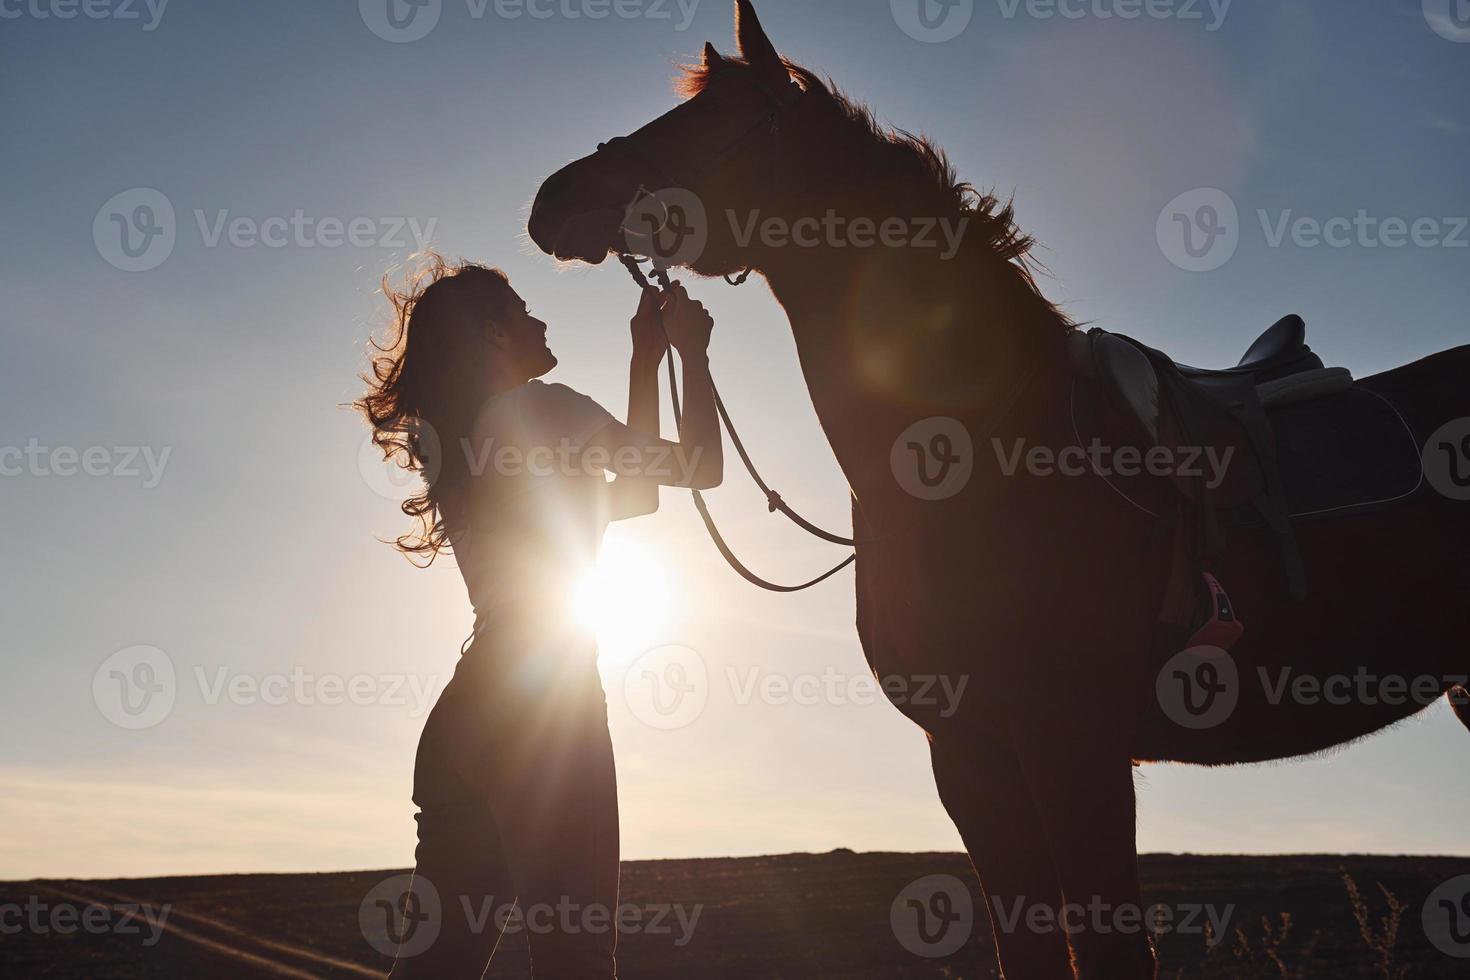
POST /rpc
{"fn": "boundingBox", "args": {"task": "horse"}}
[528,3,1470,976]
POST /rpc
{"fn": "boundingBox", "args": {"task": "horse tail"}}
[1452,687,1470,734]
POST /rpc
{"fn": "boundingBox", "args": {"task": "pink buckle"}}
[1186,572,1245,653]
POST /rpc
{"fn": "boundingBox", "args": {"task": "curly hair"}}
[356,253,517,565]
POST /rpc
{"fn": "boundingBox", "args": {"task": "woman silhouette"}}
[358,254,722,978]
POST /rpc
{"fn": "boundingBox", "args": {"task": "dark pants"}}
[390,615,620,979]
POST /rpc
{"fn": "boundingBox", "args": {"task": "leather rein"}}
[598,76,859,593]
[617,255,858,593]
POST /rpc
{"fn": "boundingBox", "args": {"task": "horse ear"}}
[734,0,786,84]
[702,41,725,71]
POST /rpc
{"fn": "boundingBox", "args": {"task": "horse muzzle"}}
[528,159,626,264]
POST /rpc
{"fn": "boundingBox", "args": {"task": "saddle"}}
[1068,316,1371,650]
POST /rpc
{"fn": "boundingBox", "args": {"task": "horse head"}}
[528,0,802,279]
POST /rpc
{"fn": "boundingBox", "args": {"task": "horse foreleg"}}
[1452,687,1470,733]
[930,734,1075,980]
[1013,725,1159,980]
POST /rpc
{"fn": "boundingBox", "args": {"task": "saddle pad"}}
[1263,385,1423,521]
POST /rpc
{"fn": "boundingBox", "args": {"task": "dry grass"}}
[1172,873,1417,979]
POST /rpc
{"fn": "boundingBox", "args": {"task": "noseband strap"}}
[595,80,802,200]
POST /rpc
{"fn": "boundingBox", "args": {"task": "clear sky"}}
[1,0,1467,880]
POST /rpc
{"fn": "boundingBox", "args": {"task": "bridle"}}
[596,75,861,593]
[596,73,804,287]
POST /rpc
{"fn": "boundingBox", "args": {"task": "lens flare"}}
[573,536,672,661]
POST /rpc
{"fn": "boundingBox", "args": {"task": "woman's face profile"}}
[492,289,558,381]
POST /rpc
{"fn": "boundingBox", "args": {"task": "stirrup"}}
[1186,572,1245,653]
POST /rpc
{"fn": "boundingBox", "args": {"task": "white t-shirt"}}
[442,380,617,618]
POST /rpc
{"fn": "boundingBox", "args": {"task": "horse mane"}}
[680,56,1073,334]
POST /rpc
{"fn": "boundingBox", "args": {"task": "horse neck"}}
[757,243,1065,519]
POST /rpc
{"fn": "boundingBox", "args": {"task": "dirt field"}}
[4,852,1468,978]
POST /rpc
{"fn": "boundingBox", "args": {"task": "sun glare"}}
[573,536,673,661]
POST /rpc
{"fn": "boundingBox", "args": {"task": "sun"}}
[573,535,673,661]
